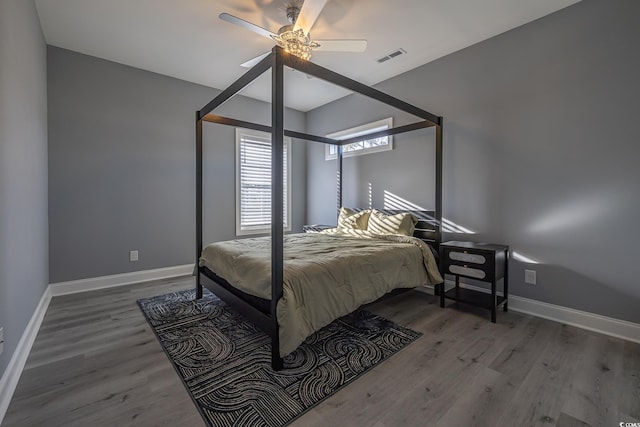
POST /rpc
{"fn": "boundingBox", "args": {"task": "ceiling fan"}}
[219,0,367,68]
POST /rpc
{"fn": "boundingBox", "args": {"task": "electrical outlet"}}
[525,269,537,285]
[129,250,139,262]
[0,326,4,356]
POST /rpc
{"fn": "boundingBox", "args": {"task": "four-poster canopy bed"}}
[195,46,444,370]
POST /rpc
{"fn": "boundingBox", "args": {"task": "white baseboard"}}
[508,295,640,344]
[0,287,52,425]
[440,280,640,344]
[49,264,194,296]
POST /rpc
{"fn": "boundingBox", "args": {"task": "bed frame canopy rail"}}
[195,46,443,370]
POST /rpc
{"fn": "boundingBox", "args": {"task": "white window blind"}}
[325,117,393,160]
[235,129,291,235]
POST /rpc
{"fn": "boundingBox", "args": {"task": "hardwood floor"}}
[3,276,638,426]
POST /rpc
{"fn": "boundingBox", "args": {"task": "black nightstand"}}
[440,241,509,322]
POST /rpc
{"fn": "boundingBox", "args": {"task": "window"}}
[325,117,393,160]
[236,128,291,235]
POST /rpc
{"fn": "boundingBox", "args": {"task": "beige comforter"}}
[199,231,442,356]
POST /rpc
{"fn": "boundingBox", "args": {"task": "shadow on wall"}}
[442,122,494,232]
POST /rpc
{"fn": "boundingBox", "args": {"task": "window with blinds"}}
[235,128,291,235]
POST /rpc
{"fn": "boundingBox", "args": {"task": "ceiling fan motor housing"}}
[286,6,300,24]
[278,6,301,35]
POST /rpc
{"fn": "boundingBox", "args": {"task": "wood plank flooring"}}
[2,276,638,426]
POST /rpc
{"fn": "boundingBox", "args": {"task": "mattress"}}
[199,231,442,356]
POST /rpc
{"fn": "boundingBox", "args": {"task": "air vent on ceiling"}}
[377,48,407,63]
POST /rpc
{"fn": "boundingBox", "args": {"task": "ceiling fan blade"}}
[240,52,271,68]
[293,0,328,35]
[219,13,275,39]
[314,40,368,52]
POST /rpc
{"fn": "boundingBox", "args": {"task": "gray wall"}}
[48,47,306,283]
[0,0,49,376]
[306,0,640,324]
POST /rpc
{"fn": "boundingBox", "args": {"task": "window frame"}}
[235,128,292,236]
[325,117,393,160]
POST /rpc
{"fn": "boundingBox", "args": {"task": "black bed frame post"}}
[271,46,285,371]
[435,119,443,296]
[435,119,443,245]
[337,144,343,215]
[196,111,203,300]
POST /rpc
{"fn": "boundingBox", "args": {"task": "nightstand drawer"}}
[448,251,486,265]
[442,248,495,281]
[448,265,486,279]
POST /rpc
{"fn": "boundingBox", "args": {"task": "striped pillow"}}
[338,207,370,230]
[367,209,417,236]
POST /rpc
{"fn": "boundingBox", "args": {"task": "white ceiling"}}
[34,0,580,112]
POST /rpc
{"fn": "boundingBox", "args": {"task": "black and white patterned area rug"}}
[137,288,421,427]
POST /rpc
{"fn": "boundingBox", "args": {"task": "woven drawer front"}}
[448,265,486,279]
[449,251,486,265]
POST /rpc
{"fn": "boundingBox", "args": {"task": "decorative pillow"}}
[337,207,370,230]
[367,209,417,236]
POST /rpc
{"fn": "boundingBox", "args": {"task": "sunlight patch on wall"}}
[528,193,616,234]
[383,190,426,211]
[512,251,540,264]
[383,190,475,234]
[441,218,475,234]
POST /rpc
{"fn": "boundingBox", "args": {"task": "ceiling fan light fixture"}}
[271,28,319,61]
[221,0,366,68]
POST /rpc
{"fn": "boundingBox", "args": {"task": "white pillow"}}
[367,209,417,236]
[337,207,370,230]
